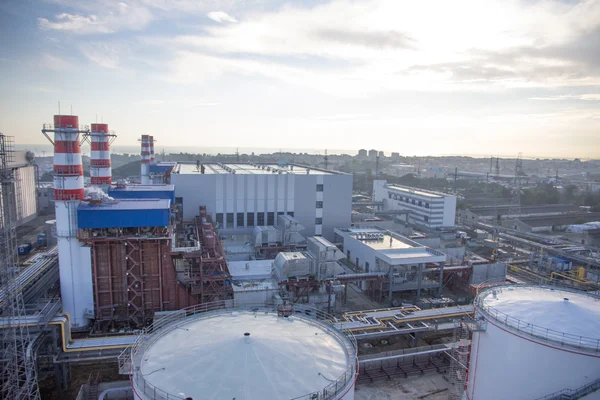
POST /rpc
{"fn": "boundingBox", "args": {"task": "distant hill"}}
[112,161,141,179]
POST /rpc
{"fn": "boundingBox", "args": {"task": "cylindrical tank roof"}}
[130,305,357,400]
[476,285,600,352]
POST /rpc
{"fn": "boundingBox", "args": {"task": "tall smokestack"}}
[149,135,155,164]
[140,134,150,184]
[42,115,94,328]
[89,123,112,186]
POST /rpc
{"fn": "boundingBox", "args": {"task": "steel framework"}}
[0,133,41,399]
[180,213,233,303]
[79,227,197,330]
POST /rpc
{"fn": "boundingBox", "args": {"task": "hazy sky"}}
[1,0,599,158]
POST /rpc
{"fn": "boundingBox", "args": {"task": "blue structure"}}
[108,184,175,204]
[78,199,171,229]
[149,162,176,174]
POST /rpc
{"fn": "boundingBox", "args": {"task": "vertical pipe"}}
[438,262,445,297]
[416,263,423,300]
[388,265,393,306]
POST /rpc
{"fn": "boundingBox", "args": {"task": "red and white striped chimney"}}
[53,115,85,201]
[43,114,93,328]
[149,135,155,164]
[140,134,150,184]
[89,123,112,185]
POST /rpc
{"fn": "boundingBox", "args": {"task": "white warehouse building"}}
[171,163,352,241]
[373,180,456,228]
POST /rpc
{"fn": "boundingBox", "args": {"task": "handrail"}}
[476,285,600,354]
[126,302,358,400]
[534,376,600,400]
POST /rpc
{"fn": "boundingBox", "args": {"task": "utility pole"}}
[324,149,328,169]
[0,133,41,399]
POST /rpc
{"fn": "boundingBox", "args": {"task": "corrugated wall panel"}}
[78,208,170,228]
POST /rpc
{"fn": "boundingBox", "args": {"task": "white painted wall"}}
[467,310,600,400]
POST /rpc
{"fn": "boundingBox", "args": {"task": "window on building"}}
[316,184,323,192]
[365,261,370,272]
[315,218,322,225]
[247,213,255,227]
[257,212,265,225]
[425,203,430,208]
[405,198,409,203]
[277,211,284,216]
[424,215,429,222]
[316,201,323,208]
[412,199,416,205]
[287,212,294,217]
[267,212,275,225]
[237,213,244,227]
[226,213,234,228]
[388,193,393,199]
[418,201,422,206]
[216,213,224,227]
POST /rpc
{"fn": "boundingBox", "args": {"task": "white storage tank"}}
[467,285,600,400]
[129,305,357,400]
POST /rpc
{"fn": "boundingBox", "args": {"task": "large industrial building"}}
[170,162,352,241]
[0,149,37,227]
[373,180,456,228]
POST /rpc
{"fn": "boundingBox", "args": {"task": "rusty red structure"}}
[79,226,197,329]
[175,206,233,304]
[78,204,232,330]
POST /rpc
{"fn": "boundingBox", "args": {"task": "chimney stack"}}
[140,134,150,184]
[41,115,94,327]
[89,123,112,186]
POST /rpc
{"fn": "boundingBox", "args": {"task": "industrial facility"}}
[0,113,599,400]
[372,180,457,229]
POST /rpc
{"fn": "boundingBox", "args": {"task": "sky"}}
[1,0,599,158]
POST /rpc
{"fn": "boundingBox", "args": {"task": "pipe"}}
[0,314,134,352]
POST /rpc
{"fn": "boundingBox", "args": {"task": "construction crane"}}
[0,133,41,399]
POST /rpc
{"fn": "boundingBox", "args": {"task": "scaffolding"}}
[447,320,470,400]
[0,133,41,399]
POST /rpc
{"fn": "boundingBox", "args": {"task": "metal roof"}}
[176,163,336,175]
[480,286,600,339]
[138,312,351,400]
[108,184,174,192]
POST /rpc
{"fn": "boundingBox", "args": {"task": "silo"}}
[466,285,600,400]
[128,304,358,400]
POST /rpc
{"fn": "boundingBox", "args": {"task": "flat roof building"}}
[373,180,457,228]
[335,228,446,300]
[170,163,352,241]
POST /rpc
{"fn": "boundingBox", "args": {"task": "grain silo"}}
[466,285,600,400]
[128,304,358,400]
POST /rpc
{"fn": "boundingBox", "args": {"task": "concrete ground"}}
[355,373,451,400]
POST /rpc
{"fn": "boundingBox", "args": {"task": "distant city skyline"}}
[1,0,599,158]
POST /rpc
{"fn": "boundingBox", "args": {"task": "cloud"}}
[138,99,165,105]
[38,13,114,34]
[40,53,72,70]
[530,94,600,101]
[80,43,125,69]
[37,2,153,34]
[207,11,237,23]
[317,29,415,49]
